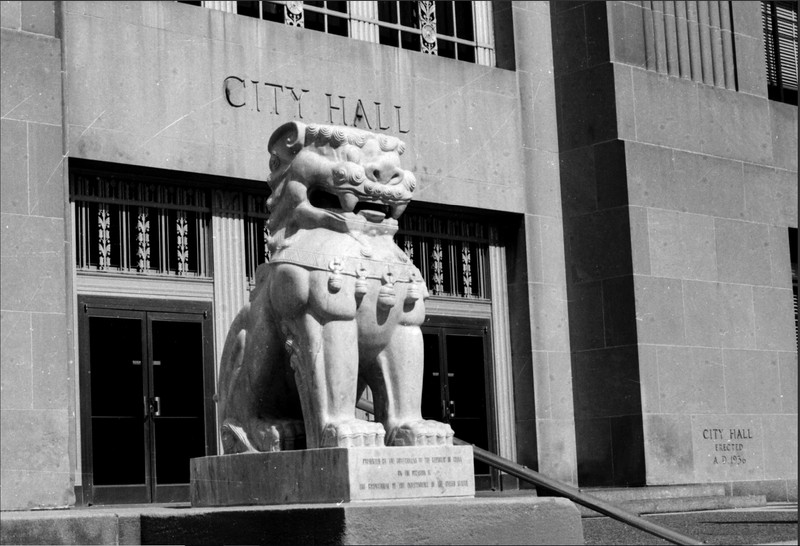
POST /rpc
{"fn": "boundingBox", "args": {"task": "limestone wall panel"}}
[62,2,525,213]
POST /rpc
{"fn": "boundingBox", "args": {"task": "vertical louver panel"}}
[763,1,798,104]
[640,1,737,90]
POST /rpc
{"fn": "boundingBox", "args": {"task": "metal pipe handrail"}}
[355,399,702,546]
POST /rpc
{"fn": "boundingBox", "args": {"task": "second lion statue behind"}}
[217,121,454,453]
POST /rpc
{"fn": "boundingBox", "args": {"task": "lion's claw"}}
[388,420,454,446]
[320,420,387,448]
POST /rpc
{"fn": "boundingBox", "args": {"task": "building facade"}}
[1,0,796,510]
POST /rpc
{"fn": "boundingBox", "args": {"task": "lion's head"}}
[265,122,416,250]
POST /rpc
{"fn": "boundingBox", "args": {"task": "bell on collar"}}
[378,270,397,308]
[328,257,344,293]
[405,270,423,302]
[355,264,369,297]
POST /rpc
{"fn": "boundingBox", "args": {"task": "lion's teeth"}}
[340,193,359,212]
[390,203,408,219]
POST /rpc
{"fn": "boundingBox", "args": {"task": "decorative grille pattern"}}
[72,174,211,277]
[398,213,495,299]
[376,1,479,62]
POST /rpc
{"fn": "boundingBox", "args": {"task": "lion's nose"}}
[368,165,404,186]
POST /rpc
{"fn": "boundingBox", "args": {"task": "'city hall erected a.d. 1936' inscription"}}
[702,428,754,466]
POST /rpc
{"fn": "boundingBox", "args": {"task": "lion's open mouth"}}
[308,186,406,221]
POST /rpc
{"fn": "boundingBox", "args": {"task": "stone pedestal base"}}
[190,445,475,507]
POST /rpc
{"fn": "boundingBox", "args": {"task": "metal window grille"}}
[303,1,349,36]
[181,1,488,64]
[235,1,349,35]
[763,1,799,104]
[376,1,480,62]
[397,212,495,299]
[244,193,271,284]
[72,174,211,278]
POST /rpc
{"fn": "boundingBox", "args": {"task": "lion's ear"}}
[268,121,306,161]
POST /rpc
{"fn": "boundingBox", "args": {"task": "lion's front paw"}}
[320,420,387,448]
[250,418,306,452]
[388,420,454,446]
[221,419,258,454]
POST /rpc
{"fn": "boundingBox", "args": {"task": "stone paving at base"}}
[582,503,798,546]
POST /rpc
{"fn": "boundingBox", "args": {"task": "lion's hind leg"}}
[217,296,307,453]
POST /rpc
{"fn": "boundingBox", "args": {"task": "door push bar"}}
[355,399,702,546]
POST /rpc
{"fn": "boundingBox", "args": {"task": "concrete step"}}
[0,497,585,545]
[578,494,768,517]
[582,484,728,502]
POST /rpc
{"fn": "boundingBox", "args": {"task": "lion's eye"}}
[346,148,362,163]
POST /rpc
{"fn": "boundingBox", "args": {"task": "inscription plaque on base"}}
[190,445,475,507]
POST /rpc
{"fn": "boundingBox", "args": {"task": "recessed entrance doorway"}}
[421,316,497,489]
[78,297,215,504]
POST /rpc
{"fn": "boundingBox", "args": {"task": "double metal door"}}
[79,297,215,504]
[421,318,496,488]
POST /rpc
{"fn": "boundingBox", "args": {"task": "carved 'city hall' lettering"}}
[223,77,410,134]
[729,428,753,440]
[702,428,724,440]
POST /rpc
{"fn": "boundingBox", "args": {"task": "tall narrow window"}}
[763,1,799,104]
[235,1,348,34]
[790,228,798,348]
[303,1,349,37]
[376,1,480,61]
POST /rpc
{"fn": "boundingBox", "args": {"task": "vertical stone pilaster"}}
[348,1,379,43]
[489,238,516,462]
[203,1,235,14]
[474,1,495,67]
[512,1,578,485]
[632,1,737,90]
[211,191,248,368]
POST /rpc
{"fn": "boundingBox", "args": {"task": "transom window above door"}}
[70,167,270,283]
[71,173,213,278]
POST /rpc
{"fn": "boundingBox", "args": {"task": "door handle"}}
[145,396,162,418]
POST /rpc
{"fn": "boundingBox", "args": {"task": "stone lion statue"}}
[217,121,454,453]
